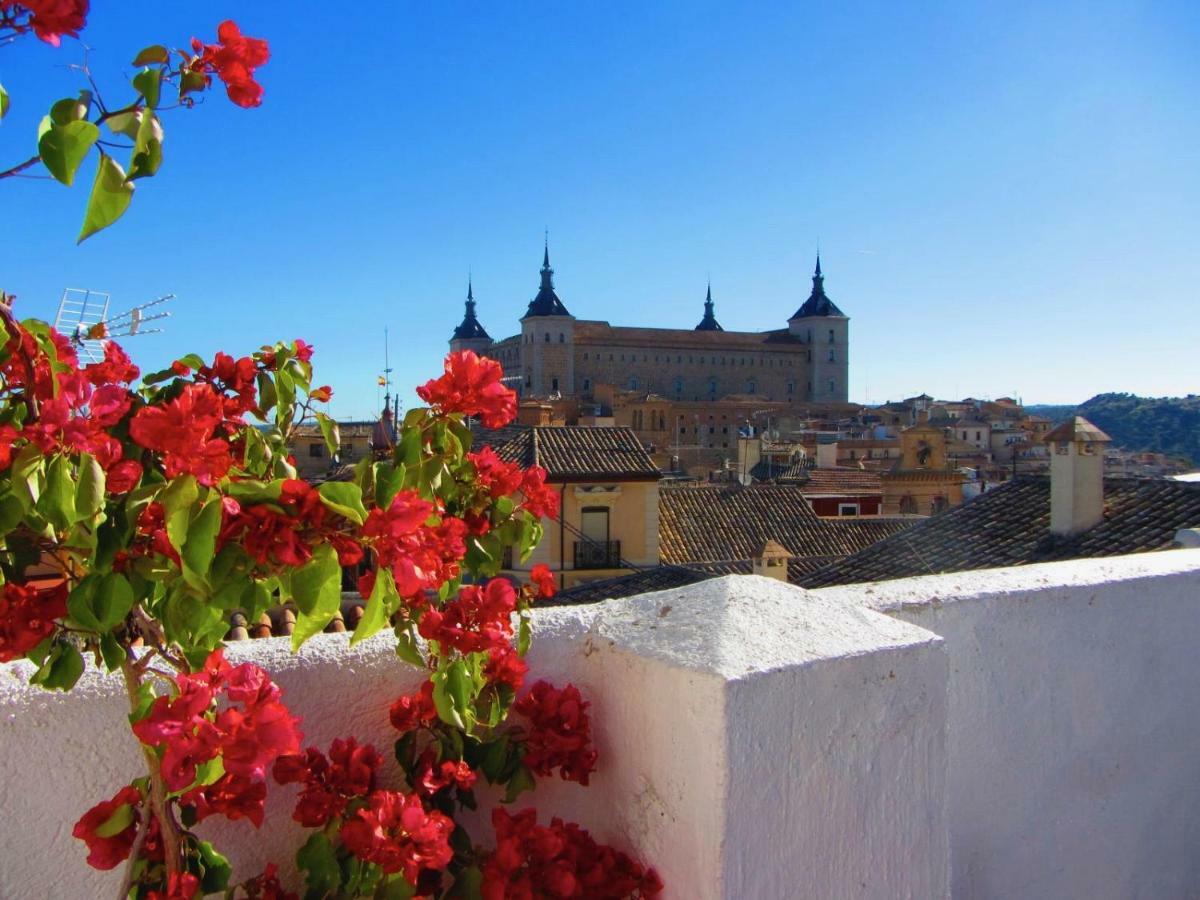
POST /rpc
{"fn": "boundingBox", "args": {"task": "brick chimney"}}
[816,435,839,469]
[1045,416,1111,537]
[751,539,791,582]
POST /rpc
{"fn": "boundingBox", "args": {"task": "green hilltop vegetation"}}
[1027,393,1200,465]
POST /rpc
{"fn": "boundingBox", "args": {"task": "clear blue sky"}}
[5,0,1198,412]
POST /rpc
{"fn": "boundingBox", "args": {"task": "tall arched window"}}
[629,376,639,390]
[673,377,683,395]
[708,377,718,397]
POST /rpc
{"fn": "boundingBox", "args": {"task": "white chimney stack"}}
[1046,417,1111,537]
[752,539,791,582]
[816,435,839,469]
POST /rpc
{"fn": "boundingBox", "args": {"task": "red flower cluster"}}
[339,790,454,883]
[0,580,67,662]
[190,20,270,108]
[469,446,525,499]
[362,491,466,599]
[417,350,517,428]
[531,564,556,600]
[0,323,145,494]
[195,351,259,420]
[72,784,142,870]
[273,737,382,827]
[389,681,438,734]
[129,383,234,486]
[145,872,201,900]
[240,863,299,900]
[514,681,597,785]
[412,749,477,799]
[418,578,518,655]
[1,0,88,46]
[483,809,663,900]
[519,466,560,520]
[131,651,301,825]
[219,478,363,569]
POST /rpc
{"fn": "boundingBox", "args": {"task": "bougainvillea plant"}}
[2,6,661,898]
[1,1,269,241]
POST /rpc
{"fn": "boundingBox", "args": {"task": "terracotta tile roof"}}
[798,468,883,496]
[658,484,914,564]
[292,421,378,438]
[800,476,1200,588]
[474,425,660,481]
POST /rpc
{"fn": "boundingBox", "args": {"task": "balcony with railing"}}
[573,539,622,569]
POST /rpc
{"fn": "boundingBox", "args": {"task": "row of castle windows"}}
[582,352,803,367]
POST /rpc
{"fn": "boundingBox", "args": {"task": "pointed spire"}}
[524,236,571,318]
[815,254,822,278]
[540,235,554,292]
[789,255,846,320]
[695,281,724,331]
[452,277,491,341]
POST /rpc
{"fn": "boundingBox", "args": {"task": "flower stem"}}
[120,656,183,880]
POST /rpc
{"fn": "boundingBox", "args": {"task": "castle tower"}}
[520,240,575,396]
[788,256,849,403]
[694,283,724,331]
[1045,416,1111,536]
[449,278,493,356]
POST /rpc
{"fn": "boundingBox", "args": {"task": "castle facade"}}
[449,246,850,404]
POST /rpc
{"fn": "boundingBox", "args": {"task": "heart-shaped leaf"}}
[38,119,98,186]
[78,154,134,243]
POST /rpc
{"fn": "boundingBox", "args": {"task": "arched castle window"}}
[583,378,591,391]
[708,377,718,397]
[629,376,639,390]
[551,377,559,392]
[559,333,564,343]
[787,381,795,394]
[828,379,835,395]
[746,379,757,394]
[544,333,550,342]
[673,377,683,395]
[828,329,835,343]
[828,348,836,362]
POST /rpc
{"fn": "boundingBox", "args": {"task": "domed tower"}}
[448,278,493,356]
[788,256,849,402]
[694,282,724,331]
[519,239,575,396]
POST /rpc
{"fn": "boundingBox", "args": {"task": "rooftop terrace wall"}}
[3,550,1199,898]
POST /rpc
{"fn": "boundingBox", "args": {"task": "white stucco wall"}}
[816,548,1200,899]
[0,575,946,900]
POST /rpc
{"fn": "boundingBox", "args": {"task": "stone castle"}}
[448,245,850,404]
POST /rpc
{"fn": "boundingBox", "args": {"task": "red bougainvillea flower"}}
[483,808,663,900]
[339,790,454,882]
[129,383,234,485]
[416,350,517,428]
[389,681,438,734]
[418,578,518,656]
[72,784,142,870]
[191,20,270,108]
[3,0,89,46]
[273,737,382,827]
[240,863,299,900]
[145,871,202,900]
[468,445,525,499]
[0,580,67,663]
[519,466,560,520]
[531,563,556,599]
[412,749,477,799]
[514,681,598,785]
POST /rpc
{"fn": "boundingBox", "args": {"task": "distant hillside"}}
[1024,404,1075,423]
[1030,394,1200,465]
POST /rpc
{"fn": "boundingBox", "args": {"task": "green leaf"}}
[374,463,406,510]
[503,764,536,803]
[179,70,208,99]
[195,839,232,894]
[453,866,484,900]
[31,642,84,692]
[297,832,341,897]
[0,491,26,535]
[37,454,76,531]
[131,44,169,66]
[49,95,89,125]
[92,802,135,838]
[380,873,418,900]
[317,481,368,525]
[38,118,98,187]
[132,68,161,109]
[74,453,105,521]
[481,735,511,783]
[99,632,124,672]
[290,543,342,650]
[11,443,44,507]
[78,154,134,243]
[315,411,340,457]
[352,566,397,646]
[159,475,198,555]
[127,110,162,181]
[432,658,474,731]
[394,623,425,668]
[517,613,532,656]
[181,497,222,583]
[0,83,8,120]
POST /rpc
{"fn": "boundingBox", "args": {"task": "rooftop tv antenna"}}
[53,288,172,363]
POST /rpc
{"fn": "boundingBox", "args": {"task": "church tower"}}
[519,240,575,396]
[448,278,493,356]
[694,283,724,331]
[788,256,849,402]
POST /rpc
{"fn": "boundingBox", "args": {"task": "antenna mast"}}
[53,289,173,363]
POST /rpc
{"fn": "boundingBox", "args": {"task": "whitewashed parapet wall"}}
[815,548,1200,900]
[0,575,947,900]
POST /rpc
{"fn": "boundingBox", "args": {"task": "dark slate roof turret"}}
[790,255,847,319]
[695,283,724,331]
[451,278,491,340]
[522,241,572,318]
